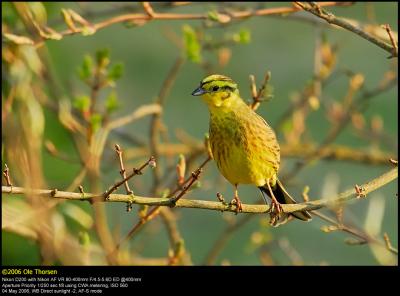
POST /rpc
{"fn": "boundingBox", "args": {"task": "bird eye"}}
[213,86,219,91]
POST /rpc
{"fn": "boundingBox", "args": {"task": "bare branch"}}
[3,167,397,216]
[293,2,397,57]
[149,56,185,191]
[114,144,133,195]
[26,2,351,47]
[125,142,396,166]
[106,103,162,130]
[383,232,398,254]
[382,24,398,58]
[2,164,12,187]
[249,71,271,110]
[103,156,156,199]
[142,2,156,18]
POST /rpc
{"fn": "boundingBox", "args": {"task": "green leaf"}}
[108,63,123,81]
[90,113,102,133]
[183,25,202,63]
[78,231,90,247]
[105,91,119,113]
[73,95,91,112]
[81,26,96,36]
[233,28,251,44]
[96,48,110,68]
[207,11,220,22]
[207,10,231,24]
[78,55,93,81]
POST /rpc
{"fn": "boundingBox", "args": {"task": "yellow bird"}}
[192,74,311,226]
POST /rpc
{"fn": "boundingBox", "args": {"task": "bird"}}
[191,74,311,226]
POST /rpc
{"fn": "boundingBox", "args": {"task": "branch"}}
[106,103,162,131]
[293,2,397,58]
[125,142,396,166]
[312,210,398,255]
[107,156,211,255]
[149,56,185,191]
[114,144,133,195]
[13,2,351,46]
[103,156,156,199]
[281,72,397,181]
[249,71,271,111]
[383,232,398,254]
[382,24,398,58]
[280,143,396,165]
[3,167,397,215]
[2,164,12,187]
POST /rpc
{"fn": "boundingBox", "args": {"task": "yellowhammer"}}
[192,74,311,226]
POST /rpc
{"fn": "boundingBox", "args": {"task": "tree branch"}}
[18,2,352,46]
[106,103,162,131]
[3,167,397,215]
[124,142,396,166]
[149,56,185,192]
[293,2,397,58]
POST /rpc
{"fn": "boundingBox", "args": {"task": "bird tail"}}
[259,179,312,226]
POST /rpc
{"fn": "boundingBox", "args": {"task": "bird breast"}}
[209,108,280,186]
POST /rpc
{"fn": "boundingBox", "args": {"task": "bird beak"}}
[191,86,207,96]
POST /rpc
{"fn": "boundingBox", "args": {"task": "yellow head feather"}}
[191,74,241,110]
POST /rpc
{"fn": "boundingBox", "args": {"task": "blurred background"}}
[2,2,398,266]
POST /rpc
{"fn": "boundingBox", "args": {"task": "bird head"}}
[191,74,241,109]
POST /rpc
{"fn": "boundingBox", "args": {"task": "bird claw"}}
[269,198,283,214]
[268,199,283,225]
[229,196,243,214]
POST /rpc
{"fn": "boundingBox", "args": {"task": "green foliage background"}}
[2,2,398,265]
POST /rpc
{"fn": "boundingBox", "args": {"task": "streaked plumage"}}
[192,74,311,226]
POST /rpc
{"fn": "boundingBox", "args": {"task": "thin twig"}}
[293,2,397,57]
[115,155,211,253]
[142,2,156,18]
[166,156,211,198]
[169,169,202,204]
[3,163,12,186]
[149,56,185,192]
[103,156,155,199]
[249,71,271,110]
[383,232,398,254]
[30,2,351,47]
[282,73,397,181]
[2,164,12,187]
[312,211,398,255]
[114,206,160,252]
[108,156,210,256]
[382,24,398,58]
[106,103,162,130]
[114,144,133,195]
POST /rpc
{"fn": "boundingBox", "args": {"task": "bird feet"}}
[229,195,243,214]
[268,198,283,226]
[269,198,283,214]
